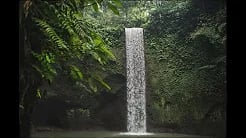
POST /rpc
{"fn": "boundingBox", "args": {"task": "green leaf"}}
[95,39,102,46]
[108,2,119,15]
[34,18,69,50]
[92,1,99,12]
[91,52,103,64]
[70,70,77,79]
[198,65,216,70]
[100,46,116,60]
[77,72,83,79]
[45,54,51,63]
[94,75,111,90]
[112,0,122,8]
[88,78,97,92]
[36,89,42,99]
[70,65,83,80]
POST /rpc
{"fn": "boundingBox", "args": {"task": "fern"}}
[32,51,57,83]
[34,18,69,51]
[32,0,116,93]
[70,65,83,80]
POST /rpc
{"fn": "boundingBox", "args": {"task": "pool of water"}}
[31,131,213,138]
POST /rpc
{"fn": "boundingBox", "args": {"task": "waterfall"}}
[125,28,146,133]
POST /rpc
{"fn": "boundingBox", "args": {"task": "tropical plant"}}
[19,0,122,137]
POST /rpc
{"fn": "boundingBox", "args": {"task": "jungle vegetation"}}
[19,0,226,138]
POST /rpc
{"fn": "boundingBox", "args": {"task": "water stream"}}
[125,28,146,133]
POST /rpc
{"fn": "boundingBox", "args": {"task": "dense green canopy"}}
[19,0,226,138]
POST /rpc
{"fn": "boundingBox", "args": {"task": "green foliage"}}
[92,0,101,12]
[85,0,226,135]
[19,1,122,137]
[93,74,111,90]
[28,0,118,93]
[34,18,69,51]
[32,52,57,83]
[112,0,122,8]
[70,65,83,80]
[36,89,42,99]
[144,2,226,135]
[108,2,120,15]
[88,77,98,92]
[23,0,226,137]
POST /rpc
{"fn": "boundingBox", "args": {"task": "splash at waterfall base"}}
[32,131,212,138]
[31,131,212,138]
[119,132,154,136]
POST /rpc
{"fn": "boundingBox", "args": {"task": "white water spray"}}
[125,28,146,133]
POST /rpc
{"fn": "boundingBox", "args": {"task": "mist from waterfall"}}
[125,28,146,133]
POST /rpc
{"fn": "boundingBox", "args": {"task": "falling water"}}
[125,28,146,133]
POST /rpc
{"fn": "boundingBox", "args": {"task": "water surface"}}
[31,131,213,138]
